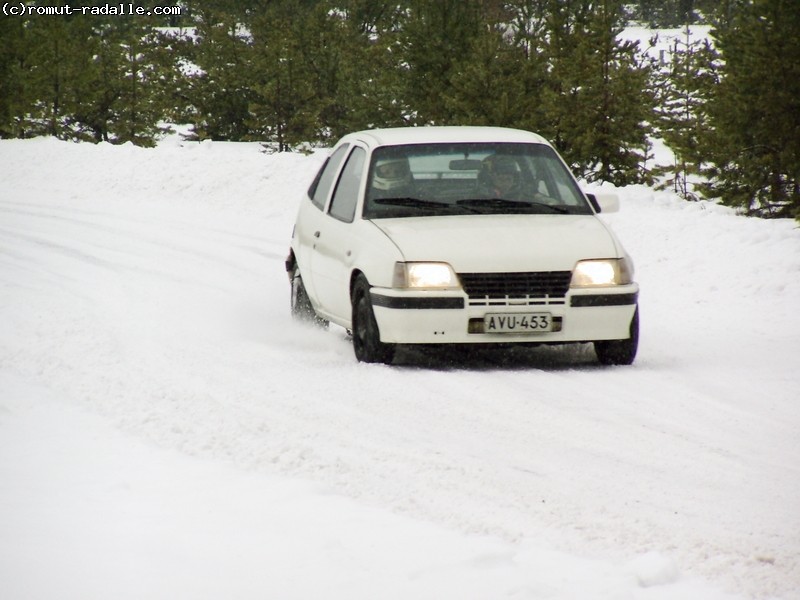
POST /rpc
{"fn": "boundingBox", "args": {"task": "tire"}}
[291,272,328,327]
[594,307,639,366]
[351,275,395,364]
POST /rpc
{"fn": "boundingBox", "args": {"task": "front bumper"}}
[370,285,639,344]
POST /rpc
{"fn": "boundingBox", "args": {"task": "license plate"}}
[484,312,553,333]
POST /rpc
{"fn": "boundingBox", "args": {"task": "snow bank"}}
[1,136,798,599]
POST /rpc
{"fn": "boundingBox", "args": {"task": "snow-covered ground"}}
[1,135,798,600]
[619,24,713,61]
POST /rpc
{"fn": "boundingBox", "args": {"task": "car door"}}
[294,143,350,303]
[309,145,367,322]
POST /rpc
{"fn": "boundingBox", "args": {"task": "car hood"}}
[370,214,621,272]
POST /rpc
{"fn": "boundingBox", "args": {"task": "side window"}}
[329,147,366,223]
[309,144,350,210]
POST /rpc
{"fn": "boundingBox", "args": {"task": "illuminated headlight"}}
[571,258,634,287]
[393,262,460,289]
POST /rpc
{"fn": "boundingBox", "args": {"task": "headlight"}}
[393,262,460,289]
[571,258,634,287]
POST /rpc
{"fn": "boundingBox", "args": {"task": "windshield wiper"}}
[456,197,570,214]
[371,197,470,214]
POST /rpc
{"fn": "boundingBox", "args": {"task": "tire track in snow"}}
[0,200,273,277]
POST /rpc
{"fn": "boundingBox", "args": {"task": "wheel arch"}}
[349,269,367,301]
[285,248,297,278]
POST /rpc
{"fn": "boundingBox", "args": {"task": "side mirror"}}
[586,192,620,214]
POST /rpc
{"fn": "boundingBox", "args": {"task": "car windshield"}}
[363,142,592,219]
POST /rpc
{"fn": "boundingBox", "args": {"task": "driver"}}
[482,155,524,199]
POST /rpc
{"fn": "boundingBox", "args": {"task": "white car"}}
[286,127,639,365]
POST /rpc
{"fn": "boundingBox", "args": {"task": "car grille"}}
[458,271,572,306]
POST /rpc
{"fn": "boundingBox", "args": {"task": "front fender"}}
[348,219,405,290]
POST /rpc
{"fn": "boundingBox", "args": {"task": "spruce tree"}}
[700,0,800,218]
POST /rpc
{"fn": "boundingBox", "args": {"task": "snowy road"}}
[1,138,799,599]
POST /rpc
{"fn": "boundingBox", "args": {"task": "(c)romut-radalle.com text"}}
[2,3,182,17]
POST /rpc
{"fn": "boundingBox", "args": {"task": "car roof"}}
[338,126,551,149]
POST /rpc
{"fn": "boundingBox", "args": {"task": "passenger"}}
[370,157,415,198]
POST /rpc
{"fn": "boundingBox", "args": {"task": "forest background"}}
[1,0,798,219]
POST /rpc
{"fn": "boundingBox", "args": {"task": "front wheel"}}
[351,275,395,364]
[594,307,639,366]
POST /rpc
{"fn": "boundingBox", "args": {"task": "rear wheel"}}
[291,272,328,327]
[351,275,395,364]
[594,307,639,366]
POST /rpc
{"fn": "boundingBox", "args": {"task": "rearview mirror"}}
[449,159,483,171]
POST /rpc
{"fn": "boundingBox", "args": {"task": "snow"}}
[618,25,713,61]
[1,134,798,600]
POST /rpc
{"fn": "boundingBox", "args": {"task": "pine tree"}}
[0,17,30,138]
[2,11,176,145]
[628,0,723,26]
[183,3,256,141]
[699,0,800,218]
[17,15,96,139]
[247,1,320,150]
[314,1,409,136]
[246,0,408,149]
[541,0,655,185]
[633,0,695,27]
[399,0,485,125]
[445,24,535,127]
[74,17,176,146]
[652,25,717,200]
